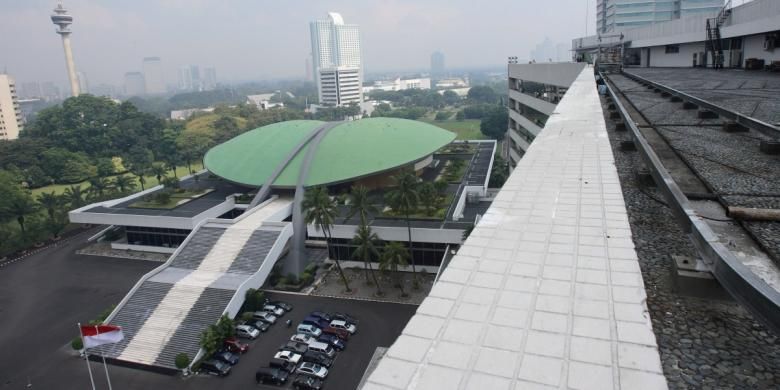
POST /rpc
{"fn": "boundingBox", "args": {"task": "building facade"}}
[142,57,165,95]
[310,12,363,106]
[430,51,445,81]
[363,77,431,93]
[202,67,217,91]
[598,0,723,33]
[506,63,586,167]
[0,74,24,140]
[124,72,146,97]
[177,65,200,91]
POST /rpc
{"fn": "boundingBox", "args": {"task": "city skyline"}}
[1,0,592,87]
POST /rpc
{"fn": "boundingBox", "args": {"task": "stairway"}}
[706,1,732,68]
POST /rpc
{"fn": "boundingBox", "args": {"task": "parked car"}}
[263,304,285,317]
[296,362,329,379]
[297,323,322,337]
[317,334,346,351]
[291,333,316,345]
[273,350,302,364]
[235,324,259,340]
[269,358,297,374]
[301,350,333,368]
[253,311,277,324]
[302,315,329,329]
[310,311,332,323]
[280,341,308,355]
[329,319,357,334]
[293,375,324,390]
[269,300,293,312]
[307,341,335,357]
[213,350,240,365]
[331,312,358,325]
[200,359,231,377]
[323,325,350,340]
[255,367,289,385]
[249,320,270,332]
[223,337,249,354]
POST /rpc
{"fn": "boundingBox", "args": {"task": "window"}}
[665,45,680,54]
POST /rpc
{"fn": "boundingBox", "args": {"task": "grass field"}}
[30,162,205,197]
[185,113,247,132]
[422,119,486,140]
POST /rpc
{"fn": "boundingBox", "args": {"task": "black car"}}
[213,350,240,365]
[200,359,231,377]
[332,312,358,325]
[269,300,293,312]
[269,358,297,374]
[293,375,324,390]
[317,334,346,351]
[255,367,289,385]
[280,341,308,355]
[302,350,333,368]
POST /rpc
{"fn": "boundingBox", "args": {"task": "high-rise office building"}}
[310,12,363,106]
[124,72,146,96]
[50,3,80,97]
[430,51,445,82]
[0,74,24,140]
[178,65,201,91]
[597,0,723,33]
[142,57,165,94]
[202,67,217,91]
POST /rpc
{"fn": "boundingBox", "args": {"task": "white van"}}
[307,341,335,357]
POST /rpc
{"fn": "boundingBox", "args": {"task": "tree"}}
[379,241,409,297]
[125,148,153,191]
[344,185,378,225]
[303,186,351,292]
[87,177,111,200]
[113,174,137,194]
[175,353,190,371]
[63,185,86,210]
[176,129,214,174]
[418,182,441,216]
[434,111,452,121]
[150,163,168,185]
[442,90,460,105]
[36,191,60,222]
[455,110,465,121]
[467,85,498,104]
[480,106,508,140]
[1,190,38,234]
[351,223,383,296]
[385,170,420,287]
[489,154,510,188]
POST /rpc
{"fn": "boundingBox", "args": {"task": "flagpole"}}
[95,325,114,390]
[77,323,97,390]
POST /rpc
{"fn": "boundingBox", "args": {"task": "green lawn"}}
[422,119,486,140]
[30,162,205,197]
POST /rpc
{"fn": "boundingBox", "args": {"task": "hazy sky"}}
[1,0,594,87]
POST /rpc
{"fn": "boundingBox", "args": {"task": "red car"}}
[323,326,350,341]
[224,337,249,354]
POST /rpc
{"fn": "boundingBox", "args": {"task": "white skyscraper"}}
[50,3,80,97]
[310,12,363,106]
[0,74,24,140]
[142,57,165,95]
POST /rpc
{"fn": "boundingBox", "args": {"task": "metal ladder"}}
[705,0,732,68]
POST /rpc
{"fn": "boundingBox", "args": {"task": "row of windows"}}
[328,238,447,267]
[509,78,568,105]
[510,98,549,128]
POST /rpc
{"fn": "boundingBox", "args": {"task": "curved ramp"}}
[94,197,292,370]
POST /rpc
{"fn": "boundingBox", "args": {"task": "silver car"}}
[253,311,277,324]
[263,305,285,317]
[296,362,328,379]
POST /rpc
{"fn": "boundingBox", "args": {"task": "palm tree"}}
[150,163,168,185]
[63,185,85,210]
[351,223,383,296]
[88,177,111,200]
[386,169,420,287]
[113,175,137,194]
[344,185,378,225]
[6,192,38,234]
[418,182,440,217]
[36,191,61,221]
[303,186,351,293]
[379,241,409,297]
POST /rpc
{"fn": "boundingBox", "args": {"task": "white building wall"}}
[743,34,780,66]
[647,42,704,67]
[0,74,23,140]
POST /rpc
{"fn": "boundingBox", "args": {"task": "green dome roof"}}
[204,118,456,188]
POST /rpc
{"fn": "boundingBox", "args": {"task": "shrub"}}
[455,110,465,121]
[304,263,318,274]
[300,271,313,285]
[154,191,172,204]
[434,111,452,121]
[278,277,288,286]
[71,336,83,351]
[286,273,298,285]
[175,353,190,370]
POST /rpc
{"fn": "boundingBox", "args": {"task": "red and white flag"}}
[80,325,124,349]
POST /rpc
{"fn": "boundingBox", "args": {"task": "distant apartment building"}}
[597,0,723,33]
[310,12,363,106]
[178,65,201,91]
[202,67,217,91]
[124,72,146,96]
[142,57,165,94]
[170,107,215,120]
[430,51,445,81]
[363,77,431,93]
[0,74,24,140]
[246,93,284,110]
[506,63,585,167]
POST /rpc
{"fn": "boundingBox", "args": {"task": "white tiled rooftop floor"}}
[363,66,668,390]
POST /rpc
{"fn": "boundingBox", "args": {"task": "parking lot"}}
[202,292,416,390]
[0,230,417,390]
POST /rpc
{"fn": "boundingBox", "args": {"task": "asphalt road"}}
[0,232,417,390]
